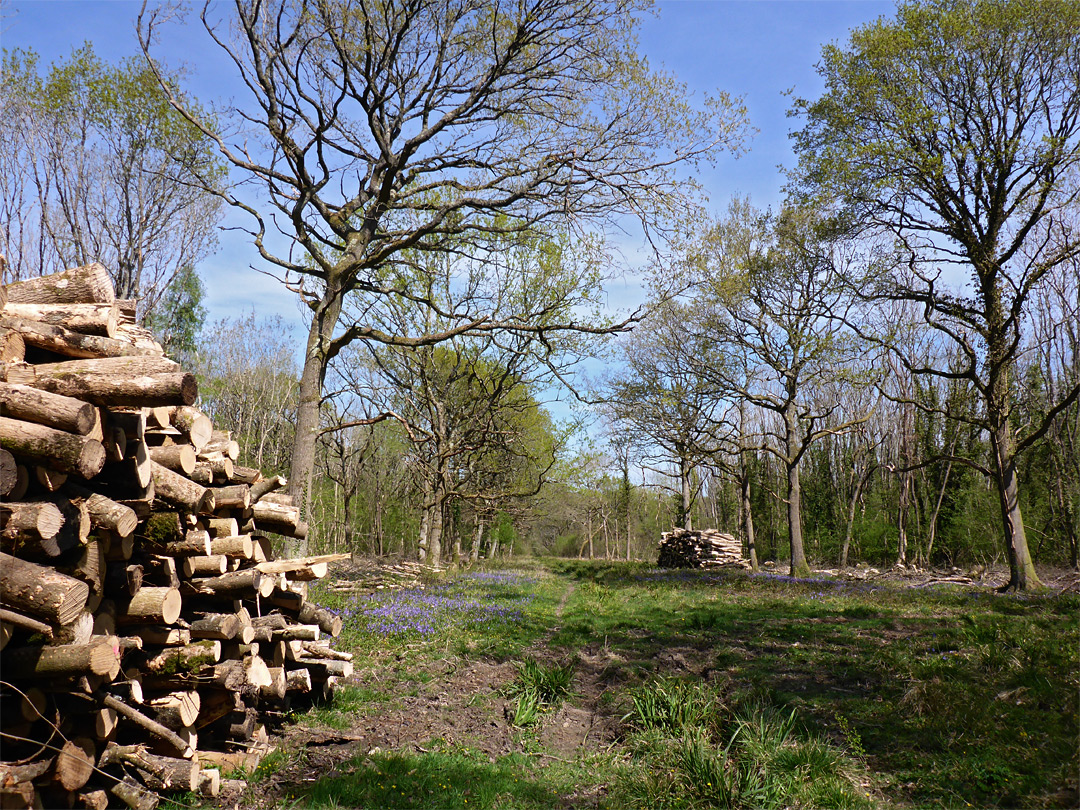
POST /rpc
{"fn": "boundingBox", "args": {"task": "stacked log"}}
[1,265,349,809]
[657,528,749,569]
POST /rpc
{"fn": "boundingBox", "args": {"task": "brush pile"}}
[657,528,749,569]
[1,264,350,810]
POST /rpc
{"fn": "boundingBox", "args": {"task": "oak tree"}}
[791,0,1080,588]
[139,0,748,523]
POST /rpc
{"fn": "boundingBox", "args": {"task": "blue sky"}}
[3,0,893,328]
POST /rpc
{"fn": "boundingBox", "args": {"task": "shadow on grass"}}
[293,750,560,810]
[544,560,1079,808]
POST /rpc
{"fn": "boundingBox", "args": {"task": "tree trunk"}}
[679,455,693,530]
[740,466,759,572]
[288,283,345,555]
[897,471,910,566]
[427,501,444,568]
[587,509,594,559]
[787,460,810,578]
[471,516,484,564]
[992,422,1043,589]
[841,465,872,569]
[784,405,810,578]
[925,460,952,566]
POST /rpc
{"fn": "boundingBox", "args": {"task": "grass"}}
[292,748,564,809]
[236,559,1078,809]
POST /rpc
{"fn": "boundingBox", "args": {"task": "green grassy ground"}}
[199,560,1079,810]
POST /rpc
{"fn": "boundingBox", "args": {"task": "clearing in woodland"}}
[174,559,1079,810]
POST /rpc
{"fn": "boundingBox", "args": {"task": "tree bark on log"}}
[26,371,198,408]
[230,466,262,485]
[145,691,201,730]
[109,777,159,810]
[98,744,199,793]
[3,636,119,678]
[0,382,98,435]
[210,485,249,510]
[0,551,89,624]
[188,613,240,640]
[29,355,179,378]
[189,458,232,485]
[301,642,352,661]
[143,641,221,675]
[251,500,300,536]
[297,603,343,638]
[249,475,287,502]
[203,517,237,538]
[208,535,253,559]
[147,444,196,475]
[0,302,119,337]
[1,501,65,541]
[150,461,214,514]
[0,758,54,786]
[285,668,312,693]
[0,316,151,359]
[64,486,139,537]
[126,626,190,646]
[121,587,182,625]
[181,555,228,577]
[0,606,54,638]
[193,688,241,728]
[0,416,106,478]
[202,432,238,460]
[185,569,266,599]
[4,263,116,305]
[169,407,212,452]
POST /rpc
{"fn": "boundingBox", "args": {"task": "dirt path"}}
[222,573,598,809]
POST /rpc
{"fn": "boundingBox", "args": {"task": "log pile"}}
[657,528,749,569]
[323,556,441,595]
[1,264,351,810]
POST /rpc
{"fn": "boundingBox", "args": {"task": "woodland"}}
[1,2,1079,809]
[1,0,1078,588]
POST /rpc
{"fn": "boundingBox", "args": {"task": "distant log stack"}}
[1,265,350,809]
[657,528,750,569]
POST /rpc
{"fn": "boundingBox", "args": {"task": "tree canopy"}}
[790,0,1080,588]
[139,0,750,529]
[0,44,224,320]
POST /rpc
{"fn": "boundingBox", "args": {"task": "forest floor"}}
[172,558,1079,810]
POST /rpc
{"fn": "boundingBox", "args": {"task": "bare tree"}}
[139,0,749,521]
[190,313,299,474]
[0,45,223,318]
[604,300,730,530]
